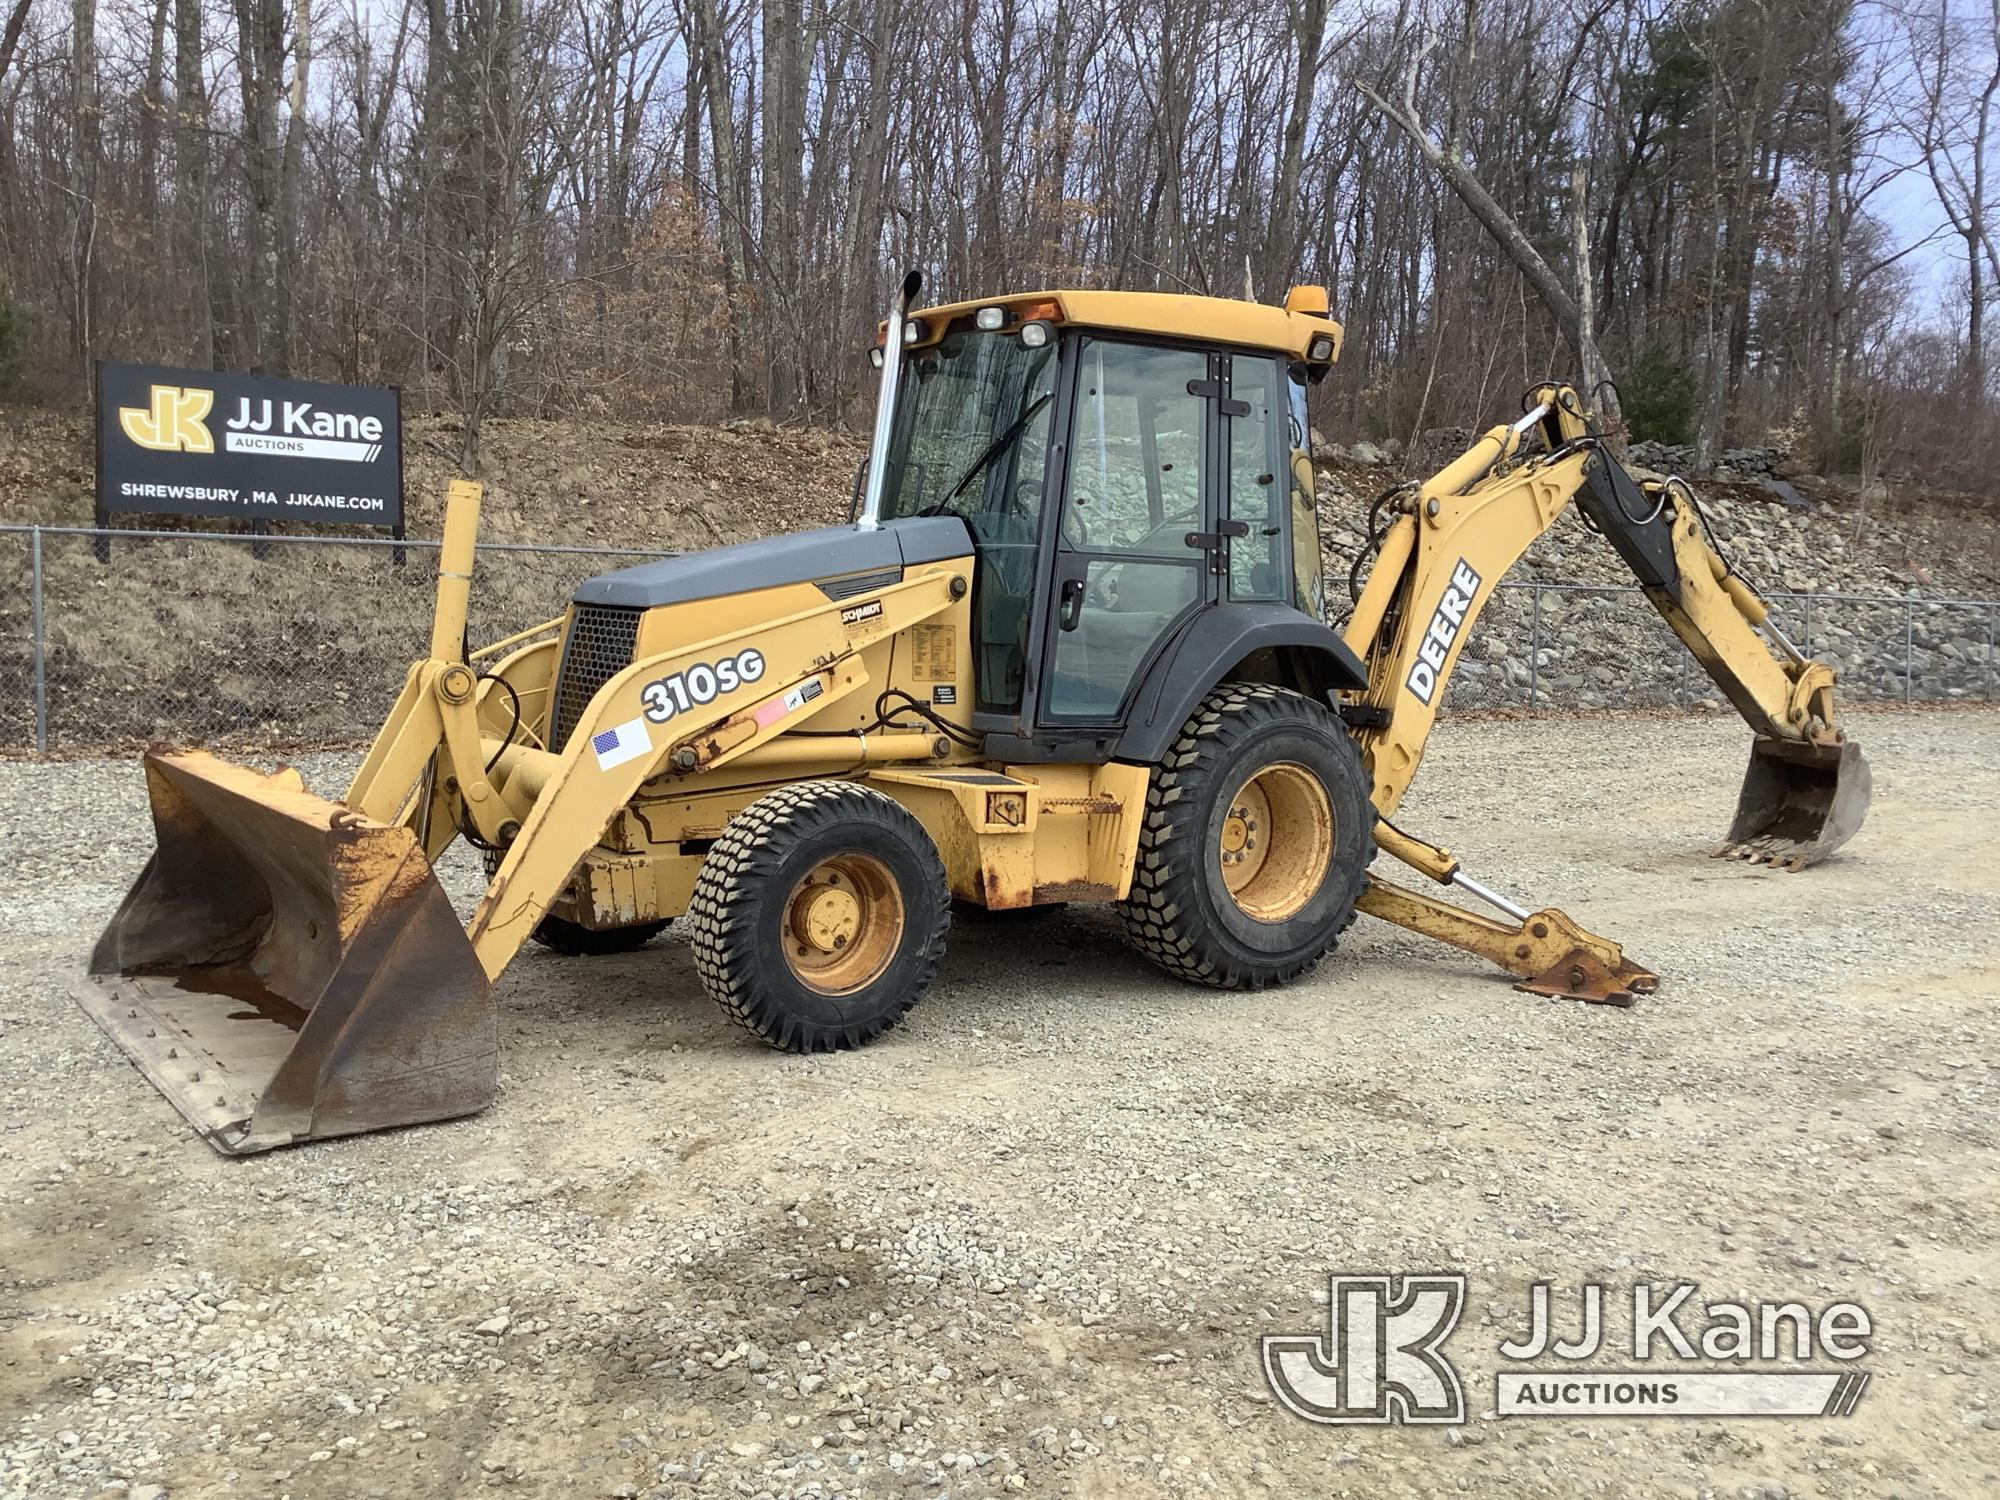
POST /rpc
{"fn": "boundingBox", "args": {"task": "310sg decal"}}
[640,648,766,723]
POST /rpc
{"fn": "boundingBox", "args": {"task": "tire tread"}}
[1117,682,1373,990]
[687,780,950,1051]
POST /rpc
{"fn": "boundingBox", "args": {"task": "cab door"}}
[1039,338,1218,723]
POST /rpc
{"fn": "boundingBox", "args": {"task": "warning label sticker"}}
[907,624,956,683]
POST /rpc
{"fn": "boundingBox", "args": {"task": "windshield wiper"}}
[943,391,1054,505]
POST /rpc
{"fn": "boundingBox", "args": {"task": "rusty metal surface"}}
[1030,879,1117,904]
[1357,875,1655,1009]
[1715,737,1873,870]
[1514,947,1658,1008]
[80,750,496,1154]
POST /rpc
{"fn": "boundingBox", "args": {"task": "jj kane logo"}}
[221,396,387,463]
[118,385,385,466]
[1262,1275,1873,1425]
[119,384,215,453]
[1262,1274,1468,1425]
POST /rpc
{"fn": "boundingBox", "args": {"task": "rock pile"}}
[1313,449,1999,713]
[1627,440,1788,482]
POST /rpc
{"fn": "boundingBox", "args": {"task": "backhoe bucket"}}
[75,750,496,1154]
[1715,737,1872,870]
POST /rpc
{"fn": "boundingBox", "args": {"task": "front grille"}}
[550,604,642,749]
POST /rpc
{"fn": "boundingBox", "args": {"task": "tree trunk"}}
[139,0,168,234]
[1267,0,1330,293]
[173,0,213,366]
[69,0,99,386]
[230,0,288,373]
[1570,165,1622,436]
[0,0,34,86]
[691,0,751,413]
[276,0,311,372]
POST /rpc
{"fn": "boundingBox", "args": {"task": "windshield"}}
[878,330,1057,523]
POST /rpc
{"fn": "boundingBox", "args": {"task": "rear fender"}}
[1113,603,1369,764]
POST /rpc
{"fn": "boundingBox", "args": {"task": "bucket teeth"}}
[1716,736,1872,872]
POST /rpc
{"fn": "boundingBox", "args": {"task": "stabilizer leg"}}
[1356,874,1657,1008]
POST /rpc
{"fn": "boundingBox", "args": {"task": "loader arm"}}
[1337,382,1870,1005]
[462,564,969,980]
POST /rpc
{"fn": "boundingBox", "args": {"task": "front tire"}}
[687,781,951,1051]
[1119,683,1373,989]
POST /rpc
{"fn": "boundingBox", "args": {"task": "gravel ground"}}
[2,710,1995,1500]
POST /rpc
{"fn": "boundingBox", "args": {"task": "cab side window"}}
[1227,357,1284,602]
[1286,367,1325,619]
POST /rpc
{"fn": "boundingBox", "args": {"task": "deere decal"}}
[96,361,403,526]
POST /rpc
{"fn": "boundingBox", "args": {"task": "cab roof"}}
[891,288,1344,365]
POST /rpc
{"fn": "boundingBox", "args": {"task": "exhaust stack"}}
[856,269,924,531]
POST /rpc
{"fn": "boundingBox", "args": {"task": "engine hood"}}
[570,516,974,610]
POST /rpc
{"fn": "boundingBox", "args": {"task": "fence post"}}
[30,526,47,754]
[1528,585,1542,713]
[1801,593,1813,659]
[1987,602,1995,704]
[1904,600,1914,706]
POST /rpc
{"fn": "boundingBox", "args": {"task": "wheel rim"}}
[1217,761,1333,922]
[782,853,905,995]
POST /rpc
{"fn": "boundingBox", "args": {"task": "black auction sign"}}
[95,361,403,528]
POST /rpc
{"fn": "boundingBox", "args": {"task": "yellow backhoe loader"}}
[78,274,1871,1152]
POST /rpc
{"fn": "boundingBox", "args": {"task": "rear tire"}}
[1119,682,1373,989]
[529,915,670,956]
[687,781,950,1051]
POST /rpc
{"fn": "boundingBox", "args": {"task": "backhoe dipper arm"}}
[1540,384,1871,869]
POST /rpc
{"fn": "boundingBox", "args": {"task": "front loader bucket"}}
[75,751,496,1154]
[1715,737,1873,871]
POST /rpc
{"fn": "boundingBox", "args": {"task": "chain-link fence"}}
[1436,582,1999,716]
[2,525,680,752]
[2,523,1995,751]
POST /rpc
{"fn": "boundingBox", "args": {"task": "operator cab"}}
[870,288,1343,751]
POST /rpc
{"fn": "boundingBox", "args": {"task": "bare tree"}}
[1356,26,1623,430]
[1904,0,2000,394]
[0,0,1986,494]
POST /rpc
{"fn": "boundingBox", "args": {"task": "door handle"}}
[1058,577,1085,630]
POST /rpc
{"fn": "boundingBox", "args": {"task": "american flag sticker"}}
[590,715,653,772]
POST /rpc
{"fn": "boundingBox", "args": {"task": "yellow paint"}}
[1343,383,1849,822]
[896,288,1343,364]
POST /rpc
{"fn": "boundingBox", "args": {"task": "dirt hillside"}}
[4,403,1995,594]
[0,406,1993,749]
[0,407,867,553]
